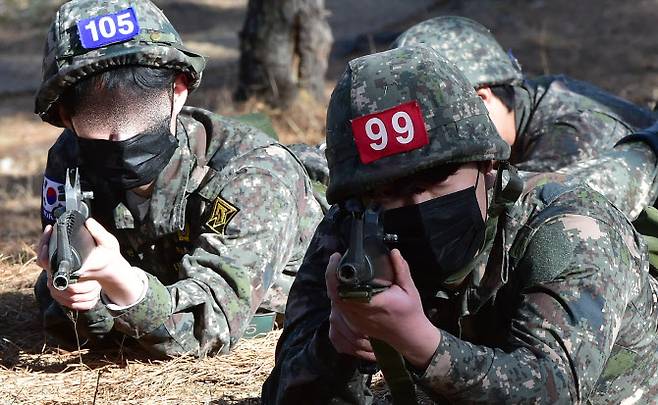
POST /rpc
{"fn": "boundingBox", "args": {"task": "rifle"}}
[337,199,396,300]
[47,168,95,291]
[336,200,417,405]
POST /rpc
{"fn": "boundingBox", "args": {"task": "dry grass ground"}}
[0,261,404,404]
[0,263,280,404]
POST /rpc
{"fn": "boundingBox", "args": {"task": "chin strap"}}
[615,121,658,157]
[488,161,524,217]
[491,161,523,283]
[452,161,524,321]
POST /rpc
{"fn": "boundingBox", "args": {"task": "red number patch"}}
[350,101,429,164]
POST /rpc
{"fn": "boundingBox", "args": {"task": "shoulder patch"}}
[205,196,239,235]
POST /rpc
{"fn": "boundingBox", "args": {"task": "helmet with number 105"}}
[392,16,523,89]
[325,45,510,204]
[35,0,206,127]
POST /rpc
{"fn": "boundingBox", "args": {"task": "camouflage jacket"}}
[262,180,658,403]
[37,106,323,357]
[511,75,656,172]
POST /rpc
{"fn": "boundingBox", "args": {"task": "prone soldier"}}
[34,0,323,357]
[393,16,658,173]
[262,45,658,403]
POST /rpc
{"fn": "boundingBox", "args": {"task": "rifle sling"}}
[370,338,418,405]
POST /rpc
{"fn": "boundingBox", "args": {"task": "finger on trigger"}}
[65,281,100,295]
[325,253,341,281]
[38,243,49,269]
[84,217,114,248]
[38,225,53,248]
[354,350,377,362]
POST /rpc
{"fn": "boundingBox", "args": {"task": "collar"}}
[113,116,199,237]
[510,83,533,163]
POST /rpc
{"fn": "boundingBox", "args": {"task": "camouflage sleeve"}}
[287,143,330,186]
[261,208,371,404]
[106,146,314,357]
[558,141,658,219]
[415,214,644,403]
[515,111,631,173]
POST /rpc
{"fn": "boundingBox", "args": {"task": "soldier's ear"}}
[482,160,494,174]
[476,87,494,104]
[57,104,73,129]
[172,73,189,114]
[484,161,497,190]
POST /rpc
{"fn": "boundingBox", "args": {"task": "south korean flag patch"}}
[42,176,65,224]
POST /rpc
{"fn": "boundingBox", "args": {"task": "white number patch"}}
[363,111,415,151]
[77,7,140,50]
[350,101,429,164]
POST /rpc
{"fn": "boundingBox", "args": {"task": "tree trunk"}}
[236,0,333,107]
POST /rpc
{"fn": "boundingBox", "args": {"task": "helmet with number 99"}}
[325,45,509,204]
[35,0,206,127]
[392,16,523,89]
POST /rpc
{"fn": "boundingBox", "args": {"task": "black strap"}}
[488,162,524,217]
[615,121,658,156]
[370,338,418,405]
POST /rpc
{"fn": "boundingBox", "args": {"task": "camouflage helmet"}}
[325,45,509,204]
[35,0,206,127]
[392,16,522,89]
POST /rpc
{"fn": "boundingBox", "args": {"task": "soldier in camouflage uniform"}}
[261,45,658,403]
[33,0,323,357]
[393,16,658,173]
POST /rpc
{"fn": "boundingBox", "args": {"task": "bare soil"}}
[1,0,658,403]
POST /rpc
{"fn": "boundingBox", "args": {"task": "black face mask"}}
[382,186,486,298]
[76,119,178,190]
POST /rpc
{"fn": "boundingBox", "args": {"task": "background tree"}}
[236,0,333,107]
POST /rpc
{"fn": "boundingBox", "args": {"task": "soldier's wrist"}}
[394,316,441,371]
[101,262,146,307]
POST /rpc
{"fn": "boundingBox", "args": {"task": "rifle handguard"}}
[47,168,95,291]
[336,202,395,302]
